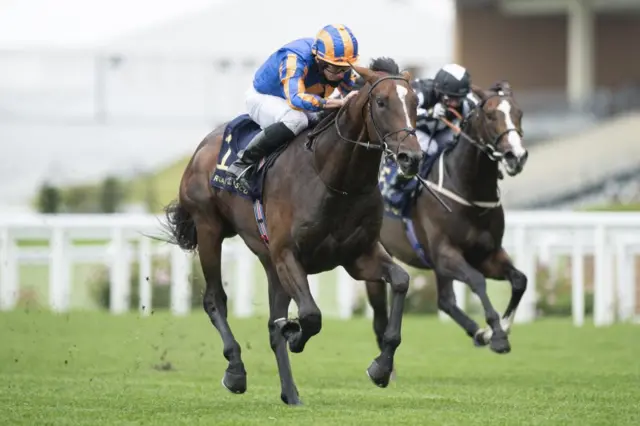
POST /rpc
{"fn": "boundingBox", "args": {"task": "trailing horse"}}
[162,58,422,405]
[373,81,529,355]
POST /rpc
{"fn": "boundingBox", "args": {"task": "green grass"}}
[1,310,639,425]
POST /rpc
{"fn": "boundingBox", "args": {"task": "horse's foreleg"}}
[435,245,510,354]
[195,216,247,393]
[365,280,388,353]
[365,280,397,380]
[348,244,409,388]
[435,273,483,341]
[261,257,302,406]
[272,249,321,354]
[478,248,528,337]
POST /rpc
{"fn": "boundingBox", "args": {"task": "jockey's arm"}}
[280,54,326,112]
[414,79,441,126]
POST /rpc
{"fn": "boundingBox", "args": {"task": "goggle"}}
[324,63,350,75]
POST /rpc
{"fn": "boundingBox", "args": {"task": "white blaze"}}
[395,84,412,128]
[497,99,526,158]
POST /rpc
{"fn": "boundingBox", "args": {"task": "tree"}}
[36,182,61,213]
[99,176,125,213]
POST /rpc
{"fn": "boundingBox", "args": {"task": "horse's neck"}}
[314,100,381,194]
[444,130,500,201]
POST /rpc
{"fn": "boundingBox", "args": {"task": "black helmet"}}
[434,63,471,98]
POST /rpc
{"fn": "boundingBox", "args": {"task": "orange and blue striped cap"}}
[312,24,359,66]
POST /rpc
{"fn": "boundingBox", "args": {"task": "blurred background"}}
[0,0,639,323]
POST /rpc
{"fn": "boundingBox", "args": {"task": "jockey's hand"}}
[432,103,446,118]
[343,90,359,101]
[324,98,344,109]
[433,102,447,118]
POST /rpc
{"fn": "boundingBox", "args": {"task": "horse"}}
[370,81,529,355]
[162,57,423,405]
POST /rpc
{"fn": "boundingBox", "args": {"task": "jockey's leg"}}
[226,88,308,191]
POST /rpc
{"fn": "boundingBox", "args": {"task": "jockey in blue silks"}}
[225,24,360,192]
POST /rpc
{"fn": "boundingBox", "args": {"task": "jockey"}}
[225,24,360,192]
[381,63,479,200]
[412,63,478,159]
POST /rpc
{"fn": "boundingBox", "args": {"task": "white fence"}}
[0,212,639,326]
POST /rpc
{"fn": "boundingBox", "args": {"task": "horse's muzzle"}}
[396,151,422,177]
[503,149,528,176]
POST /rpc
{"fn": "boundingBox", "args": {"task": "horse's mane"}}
[368,57,400,75]
[353,57,401,89]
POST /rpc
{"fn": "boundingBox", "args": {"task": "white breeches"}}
[245,86,319,135]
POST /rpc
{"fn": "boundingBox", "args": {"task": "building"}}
[454,0,640,110]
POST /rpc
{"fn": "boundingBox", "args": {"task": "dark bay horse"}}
[163,58,422,405]
[368,81,529,355]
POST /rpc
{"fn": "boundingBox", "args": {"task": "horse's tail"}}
[161,199,198,252]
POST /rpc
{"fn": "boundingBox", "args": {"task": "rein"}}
[440,91,523,163]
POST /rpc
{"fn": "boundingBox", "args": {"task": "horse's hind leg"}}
[435,273,484,343]
[347,244,410,388]
[195,214,247,393]
[434,245,510,354]
[261,256,302,406]
[477,248,528,338]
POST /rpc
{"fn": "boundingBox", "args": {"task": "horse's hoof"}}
[490,336,511,354]
[366,360,391,388]
[221,370,247,394]
[288,337,307,354]
[281,392,303,406]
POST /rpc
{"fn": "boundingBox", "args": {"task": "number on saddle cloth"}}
[210,114,274,201]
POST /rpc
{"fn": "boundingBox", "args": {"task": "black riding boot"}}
[225,122,295,192]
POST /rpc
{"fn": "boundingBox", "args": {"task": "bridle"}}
[306,74,417,195]
[418,90,524,213]
[444,91,523,163]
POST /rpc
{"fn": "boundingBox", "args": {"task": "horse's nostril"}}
[504,151,516,161]
[397,152,410,164]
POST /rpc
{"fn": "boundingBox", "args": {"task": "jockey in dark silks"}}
[381,63,480,200]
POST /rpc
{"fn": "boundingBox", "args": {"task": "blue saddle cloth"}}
[210,114,283,202]
[378,151,440,219]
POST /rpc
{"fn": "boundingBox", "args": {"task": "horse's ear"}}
[489,80,513,96]
[353,65,378,85]
[401,70,412,81]
[471,84,490,101]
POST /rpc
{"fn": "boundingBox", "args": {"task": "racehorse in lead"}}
[372,81,530,355]
[162,58,422,405]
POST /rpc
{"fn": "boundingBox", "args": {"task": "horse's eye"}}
[376,97,386,108]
